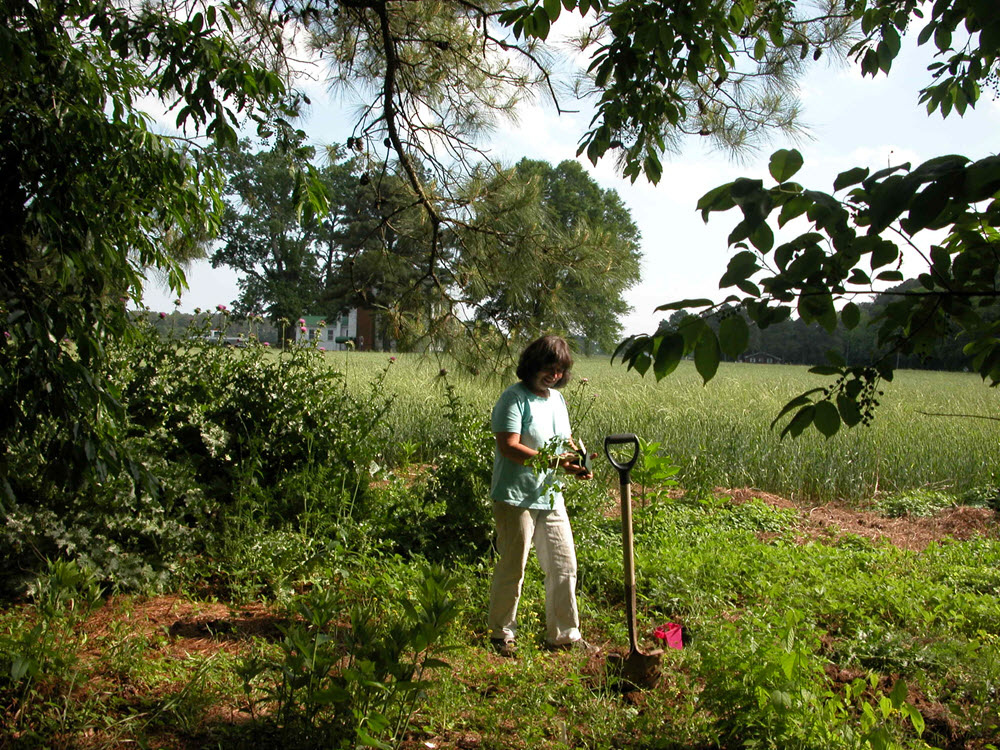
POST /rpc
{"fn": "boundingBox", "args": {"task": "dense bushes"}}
[0,322,394,595]
[0,320,516,597]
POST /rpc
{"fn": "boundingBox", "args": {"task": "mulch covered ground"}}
[726,487,999,551]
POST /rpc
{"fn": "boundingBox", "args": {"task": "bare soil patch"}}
[81,595,286,660]
[725,487,999,551]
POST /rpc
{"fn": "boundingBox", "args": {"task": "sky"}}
[141,20,1000,338]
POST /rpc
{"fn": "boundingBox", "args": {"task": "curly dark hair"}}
[516,335,573,389]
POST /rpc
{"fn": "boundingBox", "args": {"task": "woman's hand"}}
[558,452,596,480]
[496,433,596,479]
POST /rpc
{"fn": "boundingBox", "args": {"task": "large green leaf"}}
[697,182,736,220]
[798,291,837,332]
[718,315,749,358]
[782,404,816,439]
[813,399,841,438]
[903,182,954,233]
[841,301,861,329]
[654,298,714,312]
[749,221,774,252]
[720,250,760,288]
[833,167,869,191]
[769,149,804,183]
[653,333,685,380]
[870,241,899,269]
[694,328,720,383]
[777,195,811,227]
[837,393,863,427]
[963,155,1000,201]
[868,174,919,234]
[808,365,842,376]
[632,349,653,376]
[770,388,825,430]
[616,335,652,369]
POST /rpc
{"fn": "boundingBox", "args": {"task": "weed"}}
[239,564,458,748]
[874,489,955,518]
[630,438,680,508]
[0,560,103,742]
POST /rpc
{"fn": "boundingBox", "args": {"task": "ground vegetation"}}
[3,342,997,748]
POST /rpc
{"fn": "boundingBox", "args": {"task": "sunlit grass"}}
[318,350,1000,502]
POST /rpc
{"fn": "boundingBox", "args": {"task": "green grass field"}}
[327,351,1000,503]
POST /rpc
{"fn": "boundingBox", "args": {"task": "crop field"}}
[331,351,1000,504]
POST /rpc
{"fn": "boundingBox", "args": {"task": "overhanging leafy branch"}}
[615,148,1000,437]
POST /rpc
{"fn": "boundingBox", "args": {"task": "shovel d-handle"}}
[604,434,639,485]
[604,433,642,653]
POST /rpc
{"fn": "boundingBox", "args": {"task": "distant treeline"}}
[142,278,992,371]
[660,279,998,371]
[137,310,282,345]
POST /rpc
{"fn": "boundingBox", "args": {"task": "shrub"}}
[1,321,393,594]
[367,378,494,563]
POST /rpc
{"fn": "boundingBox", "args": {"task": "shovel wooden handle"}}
[620,475,640,652]
[604,434,641,652]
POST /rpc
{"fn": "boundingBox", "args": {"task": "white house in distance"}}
[294,311,382,351]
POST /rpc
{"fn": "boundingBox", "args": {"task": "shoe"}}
[491,639,517,658]
[546,638,599,654]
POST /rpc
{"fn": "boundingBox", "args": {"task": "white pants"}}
[488,501,582,646]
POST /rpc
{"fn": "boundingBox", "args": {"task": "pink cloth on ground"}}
[653,622,683,650]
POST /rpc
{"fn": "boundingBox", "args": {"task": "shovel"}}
[603,434,663,690]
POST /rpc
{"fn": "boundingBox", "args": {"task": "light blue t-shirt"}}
[490,382,572,509]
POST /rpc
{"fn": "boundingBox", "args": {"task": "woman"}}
[488,335,597,657]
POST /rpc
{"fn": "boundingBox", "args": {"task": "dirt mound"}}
[726,487,999,551]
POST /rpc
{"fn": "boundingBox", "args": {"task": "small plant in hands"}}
[528,436,595,507]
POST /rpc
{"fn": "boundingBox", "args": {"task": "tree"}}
[499,0,857,179]
[457,158,641,353]
[1,0,320,490]
[576,0,1000,436]
[296,0,838,357]
[332,164,452,349]
[304,0,547,340]
[212,141,450,347]
[213,140,359,327]
[214,145,642,353]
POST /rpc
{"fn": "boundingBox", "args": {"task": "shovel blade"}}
[606,648,664,691]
